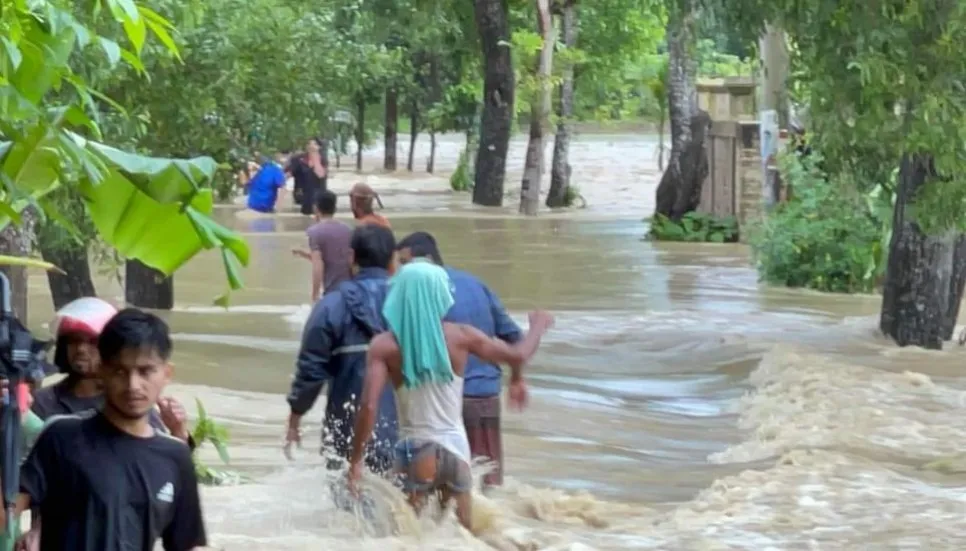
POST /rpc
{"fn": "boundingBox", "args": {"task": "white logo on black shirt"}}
[156,482,174,503]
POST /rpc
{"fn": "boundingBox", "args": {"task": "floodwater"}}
[23,133,966,550]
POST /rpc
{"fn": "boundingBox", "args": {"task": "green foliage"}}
[748,153,894,294]
[210,171,238,204]
[695,38,755,77]
[650,211,739,243]
[751,1,966,235]
[449,148,472,192]
[0,0,250,302]
[572,0,666,121]
[191,398,244,486]
[510,29,557,119]
[561,185,584,208]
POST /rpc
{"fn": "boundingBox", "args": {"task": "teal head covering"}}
[382,259,455,389]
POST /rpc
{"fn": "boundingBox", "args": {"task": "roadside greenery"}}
[0,0,249,302]
[191,399,244,486]
[650,211,739,243]
[0,0,759,309]
[748,153,894,294]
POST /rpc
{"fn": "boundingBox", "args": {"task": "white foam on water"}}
[174,340,966,549]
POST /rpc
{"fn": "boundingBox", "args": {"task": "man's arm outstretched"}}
[460,310,554,382]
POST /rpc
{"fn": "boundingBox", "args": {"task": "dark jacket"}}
[444,267,522,398]
[287,267,397,472]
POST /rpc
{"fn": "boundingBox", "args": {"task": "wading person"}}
[346,261,553,529]
[349,183,390,229]
[245,151,289,214]
[290,138,328,216]
[285,225,399,473]
[9,309,208,551]
[291,190,353,302]
[32,298,193,446]
[396,232,523,488]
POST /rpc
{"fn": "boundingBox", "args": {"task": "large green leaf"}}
[0,131,250,301]
[73,137,249,293]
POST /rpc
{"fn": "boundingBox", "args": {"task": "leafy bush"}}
[748,153,894,293]
[650,211,739,243]
[211,171,238,204]
[449,148,473,192]
[191,399,244,486]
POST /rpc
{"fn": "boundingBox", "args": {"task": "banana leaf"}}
[73,135,249,297]
[0,131,249,304]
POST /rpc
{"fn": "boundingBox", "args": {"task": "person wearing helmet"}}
[31,298,193,446]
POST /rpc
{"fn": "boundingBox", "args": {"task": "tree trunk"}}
[384,88,398,171]
[879,154,965,350]
[758,23,790,129]
[546,0,577,208]
[38,241,96,310]
[758,23,789,210]
[519,0,555,215]
[943,235,966,340]
[125,260,174,310]
[657,106,667,171]
[472,0,515,207]
[465,130,478,180]
[407,101,419,172]
[355,96,366,172]
[0,211,37,322]
[653,3,704,222]
[427,132,437,173]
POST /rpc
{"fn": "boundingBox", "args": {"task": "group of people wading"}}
[286,221,553,529]
[0,185,554,550]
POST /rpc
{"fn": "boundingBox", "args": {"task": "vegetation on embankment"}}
[747,153,894,294]
[191,399,244,486]
[649,212,739,243]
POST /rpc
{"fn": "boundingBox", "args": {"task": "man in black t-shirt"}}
[8,308,207,551]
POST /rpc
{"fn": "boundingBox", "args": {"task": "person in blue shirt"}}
[395,231,524,490]
[246,151,289,213]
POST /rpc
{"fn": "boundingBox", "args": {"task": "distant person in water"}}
[396,231,523,489]
[285,225,399,474]
[246,151,289,213]
[290,138,328,216]
[33,297,194,447]
[347,261,553,529]
[11,309,207,551]
[236,160,258,195]
[349,182,390,228]
[291,190,353,301]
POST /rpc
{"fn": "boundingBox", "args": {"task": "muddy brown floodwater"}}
[22,133,966,550]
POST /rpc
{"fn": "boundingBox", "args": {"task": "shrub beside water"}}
[191,398,244,486]
[449,148,472,192]
[747,153,893,294]
[650,211,739,243]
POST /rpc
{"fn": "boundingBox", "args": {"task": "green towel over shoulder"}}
[382,260,455,389]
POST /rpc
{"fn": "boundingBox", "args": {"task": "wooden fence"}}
[696,120,763,234]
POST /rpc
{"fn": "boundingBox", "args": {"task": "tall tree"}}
[546,0,577,208]
[472,0,515,206]
[727,0,966,349]
[519,0,555,215]
[384,87,399,170]
[653,0,709,221]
